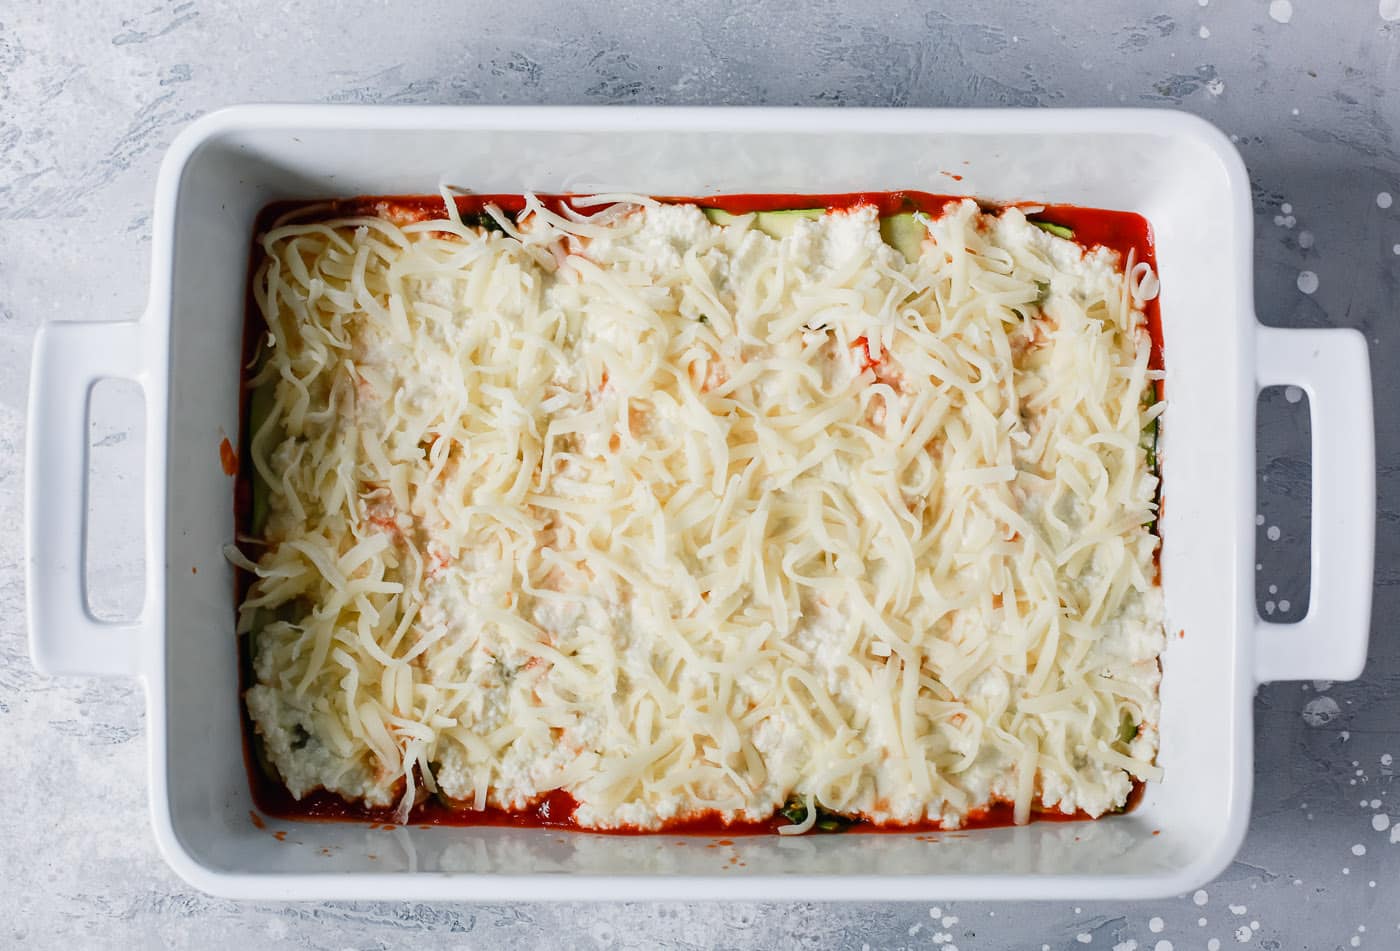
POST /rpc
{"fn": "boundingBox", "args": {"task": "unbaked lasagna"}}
[231,191,1165,833]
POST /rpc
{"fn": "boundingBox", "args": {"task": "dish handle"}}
[26,319,151,678]
[1253,325,1375,683]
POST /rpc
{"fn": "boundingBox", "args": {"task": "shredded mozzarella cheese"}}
[236,195,1164,831]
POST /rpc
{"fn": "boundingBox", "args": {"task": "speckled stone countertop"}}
[3,1,1398,948]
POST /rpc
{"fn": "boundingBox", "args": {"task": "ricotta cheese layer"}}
[236,194,1165,831]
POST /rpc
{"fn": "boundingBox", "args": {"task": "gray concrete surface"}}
[2,0,1397,947]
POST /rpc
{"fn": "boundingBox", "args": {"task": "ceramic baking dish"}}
[26,105,1375,901]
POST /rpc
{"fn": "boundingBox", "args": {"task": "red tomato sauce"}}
[218,437,238,476]
[238,192,1159,834]
[249,781,1140,835]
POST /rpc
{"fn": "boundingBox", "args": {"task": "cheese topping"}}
[237,194,1164,830]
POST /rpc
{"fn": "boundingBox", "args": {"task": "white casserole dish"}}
[26,105,1375,901]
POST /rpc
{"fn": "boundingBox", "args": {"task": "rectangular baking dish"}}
[26,105,1375,901]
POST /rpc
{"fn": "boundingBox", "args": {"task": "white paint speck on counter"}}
[1150,916,1165,932]
[1195,890,1211,906]
[1302,696,1342,726]
[1269,0,1293,22]
[1379,192,1393,209]
[1383,0,1400,20]
[1297,270,1319,294]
